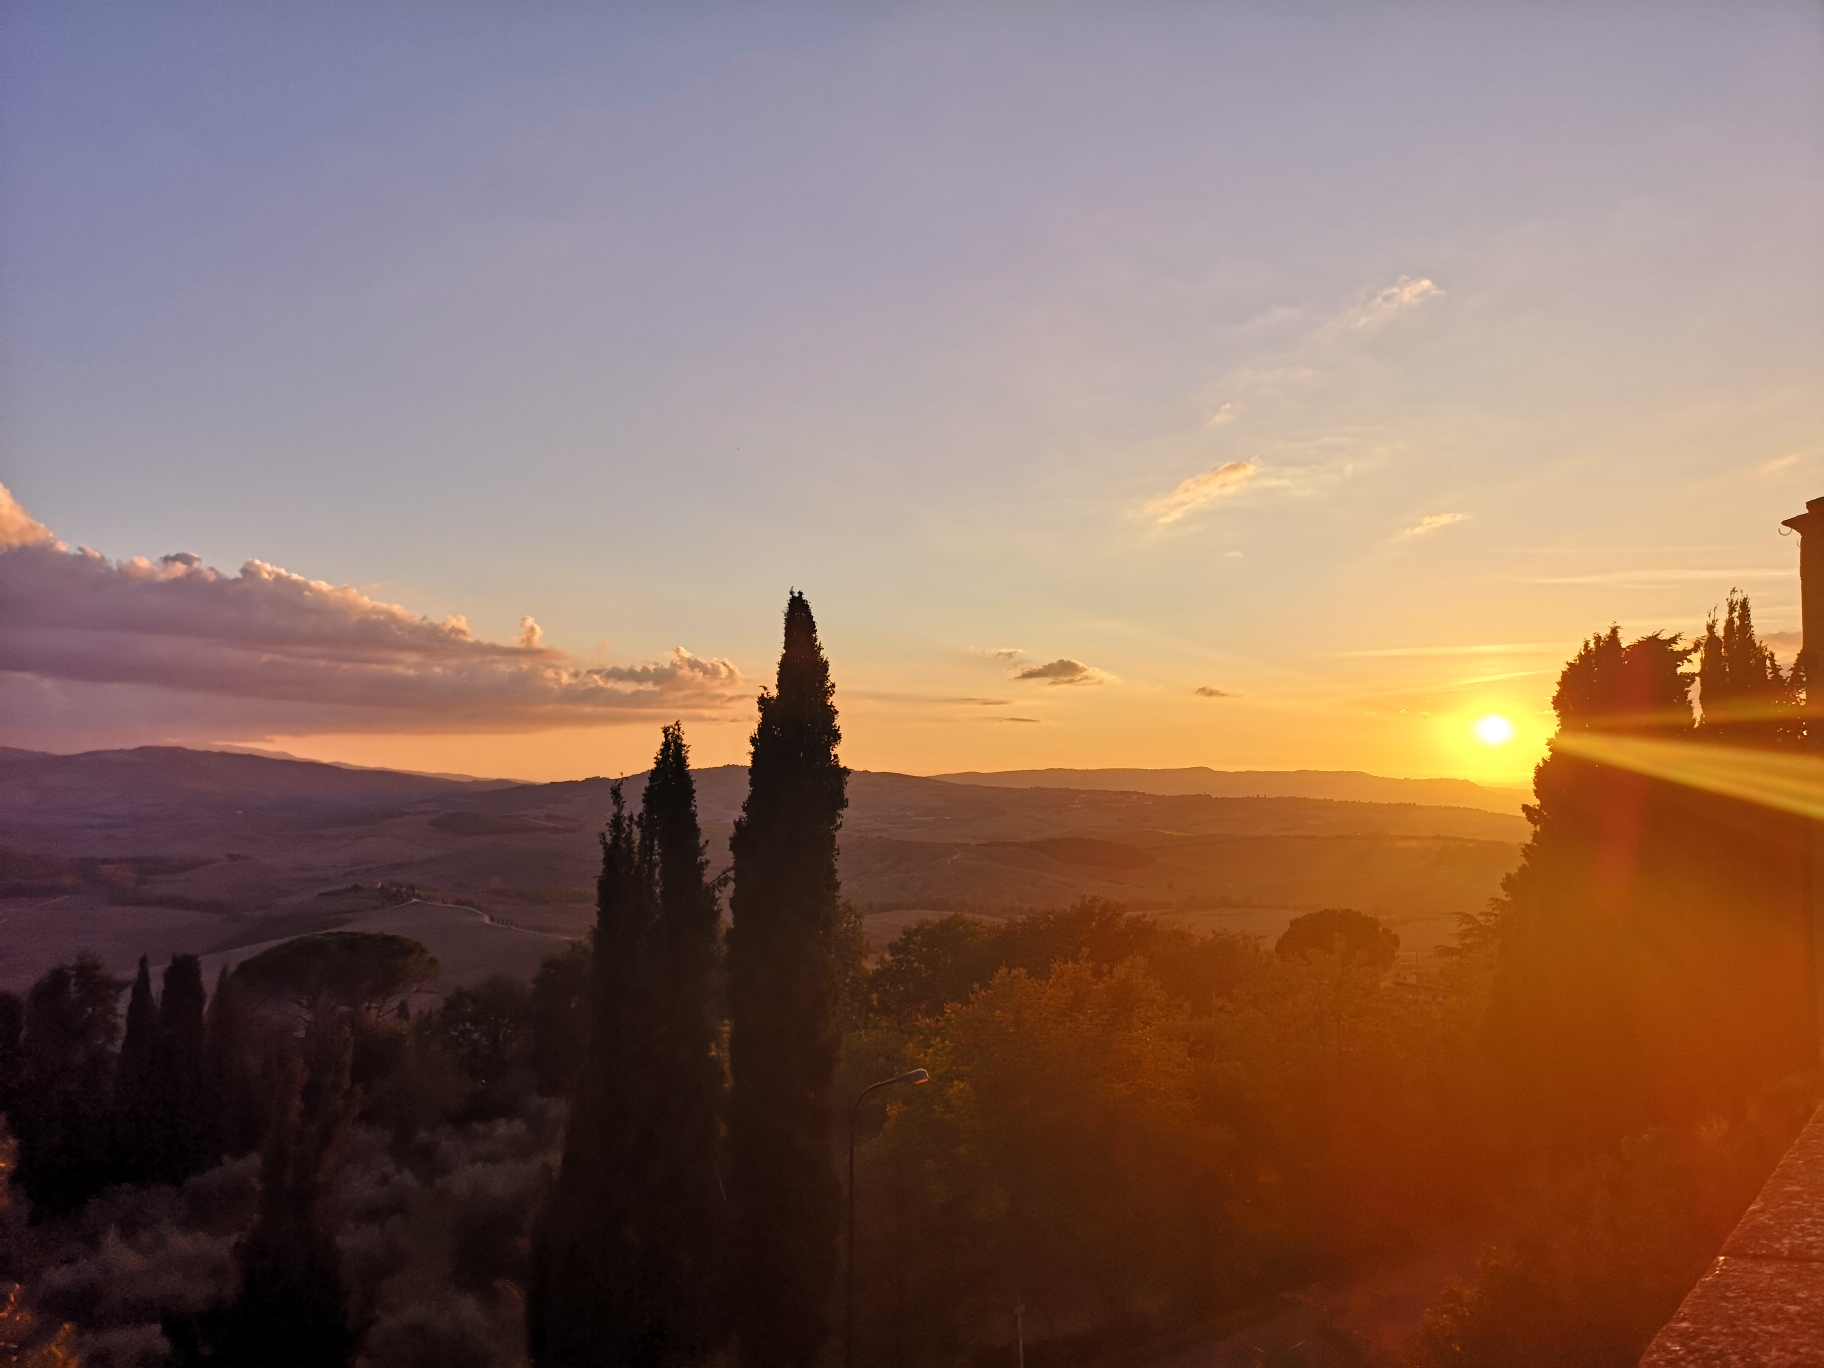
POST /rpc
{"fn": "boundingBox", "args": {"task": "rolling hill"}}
[0,747,1531,992]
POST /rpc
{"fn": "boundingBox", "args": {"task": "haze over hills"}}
[934,766,1529,813]
[0,745,1530,992]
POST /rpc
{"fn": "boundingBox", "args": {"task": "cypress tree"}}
[1698,590,1798,745]
[637,722,728,1359]
[202,966,264,1160]
[529,784,655,1366]
[725,591,850,1368]
[115,956,159,1183]
[154,954,210,1184]
[530,728,728,1366]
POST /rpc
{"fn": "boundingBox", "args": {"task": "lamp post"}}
[1783,498,1824,1055]
[846,1067,930,1368]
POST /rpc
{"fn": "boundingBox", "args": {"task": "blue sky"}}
[3,3,1821,781]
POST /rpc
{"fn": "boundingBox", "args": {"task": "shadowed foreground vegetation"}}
[0,592,1815,1367]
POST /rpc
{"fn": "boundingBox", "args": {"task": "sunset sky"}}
[3,4,1821,785]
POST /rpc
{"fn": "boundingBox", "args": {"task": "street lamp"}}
[846,1067,930,1368]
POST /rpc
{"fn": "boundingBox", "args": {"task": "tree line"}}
[0,588,1816,1368]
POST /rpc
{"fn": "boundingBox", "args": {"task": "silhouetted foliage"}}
[1488,622,1811,1156]
[430,974,535,1117]
[177,1015,360,1368]
[233,931,440,1014]
[532,722,728,1366]
[530,784,649,1366]
[528,940,591,1098]
[633,722,729,1358]
[1275,907,1399,972]
[0,992,23,1117]
[1697,590,1800,745]
[202,967,267,1162]
[869,898,1261,1025]
[11,954,125,1216]
[114,956,159,1183]
[153,953,211,1183]
[725,592,849,1368]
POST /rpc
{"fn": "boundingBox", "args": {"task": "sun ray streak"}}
[1553,733,1824,821]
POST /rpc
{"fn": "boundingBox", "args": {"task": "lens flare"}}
[1553,732,1824,821]
[1474,714,1514,745]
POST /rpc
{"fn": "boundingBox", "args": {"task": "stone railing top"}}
[1640,1103,1824,1365]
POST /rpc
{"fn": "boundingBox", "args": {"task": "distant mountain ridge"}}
[931,766,1528,814]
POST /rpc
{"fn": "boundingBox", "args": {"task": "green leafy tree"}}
[726,592,850,1368]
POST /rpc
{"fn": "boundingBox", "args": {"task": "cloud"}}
[1338,642,1572,658]
[1192,686,1237,698]
[1144,461,1259,526]
[1511,568,1791,587]
[986,716,1041,723]
[0,485,744,743]
[1337,275,1444,333]
[1761,630,1802,661]
[974,646,1024,661]
[1399,512,1469,538]
[0,485,58,550]
[1763,453,1802,474]
[1205,402,1237,427]
[1013,658,1112,687]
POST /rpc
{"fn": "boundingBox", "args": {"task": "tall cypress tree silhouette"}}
[529,784,656,1366]
[153,954,210,1183]
[202,966,264,1161]
[115,956,159,1182]
[726,592,850,1368]
[529,729,728,1365]
[637,722,728,1359]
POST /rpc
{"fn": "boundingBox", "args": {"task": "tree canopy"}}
[232,932,440,1014]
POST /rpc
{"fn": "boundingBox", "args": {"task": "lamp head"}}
[903,1068,930,1085]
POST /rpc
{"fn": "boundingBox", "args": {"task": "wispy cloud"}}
[973,646,1024,661]
[1338,642,1573,659]
[1511,568,1792,587]
[1193,685,1237,698]
[1335,275,1445,333]
[1205,402,1237,427]
[1014,658,1113,687]
[1144,461,1259,526]
[1764,453,1802,474]
[1400,512,1469,539]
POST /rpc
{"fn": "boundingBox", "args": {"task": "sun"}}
[1474,714,1515,746]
